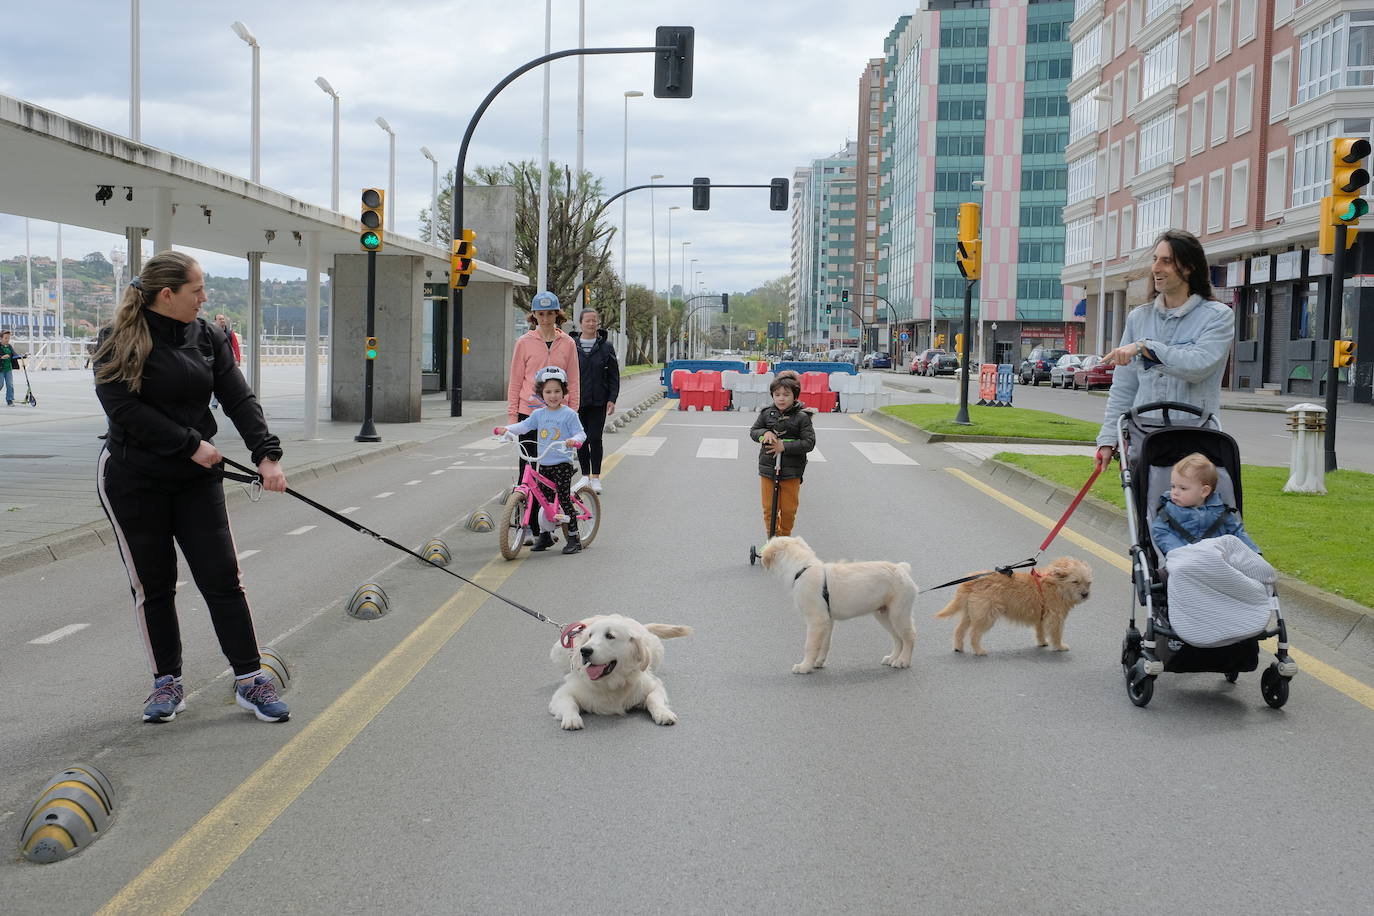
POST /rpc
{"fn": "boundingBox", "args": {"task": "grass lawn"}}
[882,403,1100,441]
[995,452,1374,607]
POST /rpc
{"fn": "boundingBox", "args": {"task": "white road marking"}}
[697,438,739,459]
[237,549,260,560]
[176,580,187,588]
[809,448,826,462]
[617,436,666,456]
[405,480,422,486]
[430,469,447,475]
[851,442,919,465]
[461,438,505,450]
[375,492,395,499]
[286,525,317,536]
[340,506,360,515]
[29,623,90,645]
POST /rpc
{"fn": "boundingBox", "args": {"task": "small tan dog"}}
[549,614,693,730]
[934,556,1093,655]
[760,535,918,673]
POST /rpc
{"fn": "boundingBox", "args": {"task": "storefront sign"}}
[1019,325,1061,338]
[1225,261,1246,286]
[1250,254,1273,284]
[1309,251,1332,277]
[1275,250,1302,281]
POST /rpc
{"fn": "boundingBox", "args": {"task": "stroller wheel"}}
[1120,630,1142,681]
[1224,671,1239,684]
[1261,664,1290,709]
[1126,658,1154,708]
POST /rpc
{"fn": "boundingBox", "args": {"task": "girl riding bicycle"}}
[495,366,586,555]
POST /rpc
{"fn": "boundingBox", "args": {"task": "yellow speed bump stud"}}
[347,582,390,620]
[20,764,114,864]
[420,538,453,566]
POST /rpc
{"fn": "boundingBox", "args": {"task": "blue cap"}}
[530,291,561,311]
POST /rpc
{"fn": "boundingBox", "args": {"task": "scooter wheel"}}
[749,545,759,566]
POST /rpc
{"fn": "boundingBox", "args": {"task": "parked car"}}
[1071,355,1116,390]
[1048,354,1084,389]
[1018,347,1070,385]
[861,351,892,369]
[910,348,940,375]
[912,348,959,376]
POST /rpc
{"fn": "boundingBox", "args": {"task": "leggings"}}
[97,448,263,679]
[536,462,579,535]
[760,476,802,537]
[576,404,608,475]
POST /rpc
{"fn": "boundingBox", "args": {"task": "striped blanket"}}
[1164,535,1277,648]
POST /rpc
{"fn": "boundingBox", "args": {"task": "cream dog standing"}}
[549,614,693,730]
[760,536,918,673]
[934,556,1093,655]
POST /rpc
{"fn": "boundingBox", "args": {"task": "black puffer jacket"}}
[95,311,281,478]
[572,329,621,407]
[749,401,815,480]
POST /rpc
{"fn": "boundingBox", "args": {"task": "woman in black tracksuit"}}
[571,308,620,493]
[94,250,290,724]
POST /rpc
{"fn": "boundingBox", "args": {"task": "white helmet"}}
[535,365,568,386]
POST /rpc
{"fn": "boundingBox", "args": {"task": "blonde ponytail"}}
[93,251,200,392]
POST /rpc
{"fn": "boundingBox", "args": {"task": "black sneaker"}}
[143,675,186,723]
[561,534,582,555]
[530,531,556,552]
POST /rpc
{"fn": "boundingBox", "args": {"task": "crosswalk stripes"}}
[850,441,919,465]
[696,438,739,459]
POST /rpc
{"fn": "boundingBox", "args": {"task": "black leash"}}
[217,456,563,629]
[926,557,1038,592]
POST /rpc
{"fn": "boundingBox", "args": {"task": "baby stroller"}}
[1115,401,1297,708]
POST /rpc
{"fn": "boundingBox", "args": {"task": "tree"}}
[420,161,620,317]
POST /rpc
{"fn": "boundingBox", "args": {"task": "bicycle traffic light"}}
[721,293,729,313]
[770,177,789,211]
[451,229,477,289]
[692,177,711,210]
[653,26,694,99]
[956,202,981,281]
[1334,339,1355,368]
[1332,137,1371,224]
[360,188,384,251]
[365,336,378,360]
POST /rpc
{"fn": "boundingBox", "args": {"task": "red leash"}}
[1038,464,1103,554]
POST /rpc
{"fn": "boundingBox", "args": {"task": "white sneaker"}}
[574,477,592,492]
[590,478,603,494]
[521,527,536,546]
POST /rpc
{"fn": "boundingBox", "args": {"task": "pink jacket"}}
[507,329,580,421]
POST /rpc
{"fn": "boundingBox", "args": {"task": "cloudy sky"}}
[0,1,912,294]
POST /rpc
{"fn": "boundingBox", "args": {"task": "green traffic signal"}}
[1336,198,1370,222]
[361,231,382,251]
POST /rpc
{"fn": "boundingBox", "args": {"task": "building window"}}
[1174,106,1189,163]
[936,134,986,156]
[1022,204,1066,227]
[1136,187,1172,250]
[1178,28,1193,84]
[1140,110,1175,172]
[1216,0,1233,59]
[1238,0,1257,45]
[1070,93,1099,143]
[1072,23,1103,81]
[1234,68,1254,135]
[1067,153,1098,205]
[1021,168,1068,191]
[939,62,990,84]
[1066,216,1094,264]
[1124,134,1138,183]
[1172,186,1186,232]
[1229,161,1249,227]
[1027,21,1067,43]
[1022,129,1069,155]
[938,99,987,120]
[1212,81,1230,146]
[1142,33,1179,101]
[1265,149,1289,218]
[941,25,989,47]
[1017,241,1066,263]
[1207,169,1226,232]
[1191,93,1208,154]
[1127,61,1141,110]
[1195,11,1212,73]
[1270,51,1292,121]
[1292,122,1337,207]
[1024,94,1071,117]
[1107,210,1119,259]
[1017,278,1065,299]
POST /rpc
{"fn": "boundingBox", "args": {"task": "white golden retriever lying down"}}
[761,536,918,673]
[549,614,693,730]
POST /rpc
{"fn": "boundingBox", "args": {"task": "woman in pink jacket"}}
[507,291,580,480]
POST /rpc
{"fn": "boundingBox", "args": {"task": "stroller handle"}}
[1127,401,1208,425]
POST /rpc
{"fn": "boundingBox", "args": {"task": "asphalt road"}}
[4,394,1374,914]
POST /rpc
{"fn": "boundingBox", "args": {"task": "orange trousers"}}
[760,476,801,537]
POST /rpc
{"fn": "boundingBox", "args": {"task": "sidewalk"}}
[0,366,659,575]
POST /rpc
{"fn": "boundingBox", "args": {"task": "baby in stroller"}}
[1151,452,1261,557]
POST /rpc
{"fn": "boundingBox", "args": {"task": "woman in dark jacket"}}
[93,250,290,725]
[571,308,620,494]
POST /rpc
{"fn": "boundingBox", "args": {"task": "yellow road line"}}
[945,466,1374,714]
[97,559,521,916]
[633,402,672,437]
[600,453,624,476]
[850,413,909,444]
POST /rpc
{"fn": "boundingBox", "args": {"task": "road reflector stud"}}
[20,764,114,864]
[421,537,453,564]
[259,647,292,693]
[465,510,494,533]
[348,582,390,620]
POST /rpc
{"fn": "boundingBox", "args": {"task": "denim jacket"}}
[1097,293,1235,447]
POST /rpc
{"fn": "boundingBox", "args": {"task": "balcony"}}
[1070,0,1106,43]
[1135,2,1183,53]
[1130,84,1179,126]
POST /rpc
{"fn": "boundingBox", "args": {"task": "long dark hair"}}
[1154,229,1213,301]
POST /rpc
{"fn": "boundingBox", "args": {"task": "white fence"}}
[7,334,330,370]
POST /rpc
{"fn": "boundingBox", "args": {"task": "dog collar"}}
[1030,568,1046,601]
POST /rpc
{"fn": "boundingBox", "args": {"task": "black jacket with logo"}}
[95,311,281,477]
[749,401,815,480]
[572,329,621,408]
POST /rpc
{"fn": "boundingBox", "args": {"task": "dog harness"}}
[793,565,832,616]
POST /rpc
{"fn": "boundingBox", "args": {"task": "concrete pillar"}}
[125,227,144,276]
[331,253,424,422]
[152,187,172,254]
[247,252,262,394]
[304,231,321,439]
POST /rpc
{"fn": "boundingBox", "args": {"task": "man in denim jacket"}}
[1093,230,1234,472]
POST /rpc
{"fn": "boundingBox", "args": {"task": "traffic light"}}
[1334,339,1355,368]
[653,27,695,98]
[841,289,849,304]
[462,338,471,355]
[365,336,378,360]
[721,293,729,313]
[692,177,711,210]
[825,304,832,316]
[1331,137,1371,225]
[956,202,981,281]
[770,177,789,211]
[955,334,965,360]
[450,229,476,289]
[935,333,946,348]
[360,188,384,251]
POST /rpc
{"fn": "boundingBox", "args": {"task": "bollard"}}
[1283,403,1327,494]
[464,509,494,533]
[20,764,115,863]
[420,537,452,565]
[347,582,390,620]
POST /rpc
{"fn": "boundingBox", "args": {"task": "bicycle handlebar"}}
[494,429,582,463]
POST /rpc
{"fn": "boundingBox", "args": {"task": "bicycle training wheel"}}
[568,489,601,549]
[498,491,528,560]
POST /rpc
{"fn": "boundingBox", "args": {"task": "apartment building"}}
[788,143,859,351]
[1063,0,1373,401]
[854,57,889,354]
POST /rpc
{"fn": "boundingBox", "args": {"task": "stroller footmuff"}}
[1114,401,1297,709]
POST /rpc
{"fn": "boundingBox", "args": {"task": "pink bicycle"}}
[495,432,601,560]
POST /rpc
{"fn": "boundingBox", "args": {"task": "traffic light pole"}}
[680,295,727,357]
[448,42,680,417]
[954,279,975,425]
[1324,223,1347,471]
[355,249,381,442]
[833,305,868,357]
[864,292,902,371]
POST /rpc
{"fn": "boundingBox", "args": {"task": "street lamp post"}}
[231,21,260,183]
[315,77,340,211]
[666,206,681,360]
[375,117,396,227]
[130,0,140,140]
[1094,87,1114,355]
[688,256,698,357]
[620,89,644,361]
[421,146,439,243]
[650,174,663,365]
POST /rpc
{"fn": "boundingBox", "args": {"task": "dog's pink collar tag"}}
[560,621,586,648]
